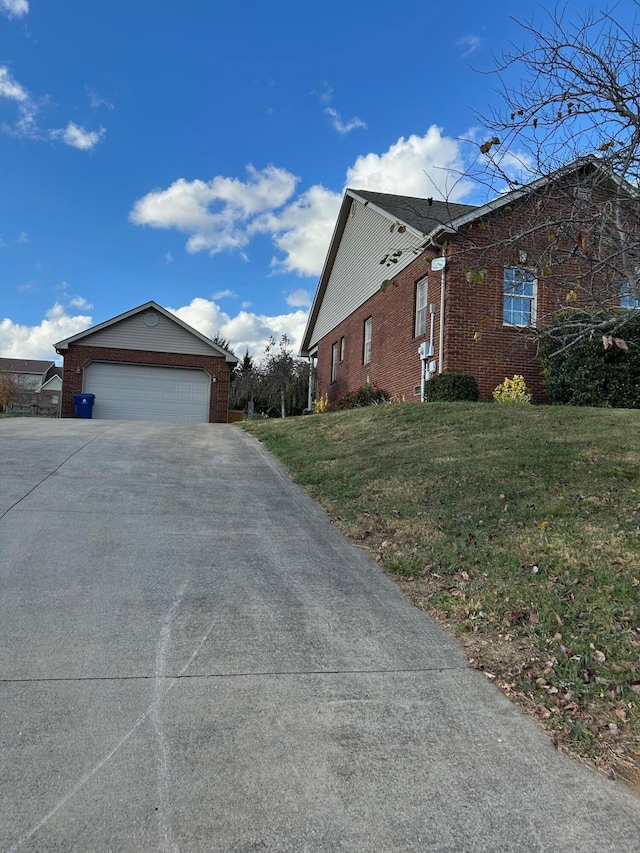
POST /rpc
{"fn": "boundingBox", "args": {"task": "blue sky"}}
[0,0,607,362]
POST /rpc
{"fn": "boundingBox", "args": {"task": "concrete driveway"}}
[1,419,639,852]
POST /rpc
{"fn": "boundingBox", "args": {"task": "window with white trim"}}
[363,317,372,364]
[331,341,339,382]
[340,336,345,361]
[621,283,640,309]
[415,278,428,337]
[503,267,537,326]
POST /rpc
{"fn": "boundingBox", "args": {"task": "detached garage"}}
[55,301,238,423]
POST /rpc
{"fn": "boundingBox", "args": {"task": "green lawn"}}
[242,402,640,784]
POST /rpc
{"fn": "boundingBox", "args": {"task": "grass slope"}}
[243,403,640,784]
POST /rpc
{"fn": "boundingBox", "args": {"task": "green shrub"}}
[334,383,389,409]
[423,372,479,402]
[541,311,640,408]
[493,374,532,405]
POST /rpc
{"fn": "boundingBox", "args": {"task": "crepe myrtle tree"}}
[464,5,640,352]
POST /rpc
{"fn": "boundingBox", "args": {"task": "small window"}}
[415,278,428,336]
[340,336,345,361]
[363,317,372,364]
[621,283,640,309]
[503,267,537,326]
[331,341,339,382]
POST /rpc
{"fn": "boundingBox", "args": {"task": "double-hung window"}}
[621,283,640,309]
[331,341,339,382]
[415,278,428,337]
[363,317,372,364]
[503,267,537,326]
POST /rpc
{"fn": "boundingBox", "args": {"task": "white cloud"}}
[86,86,114,111]
[0,66,28,101]
[130,126,475,279]
[51,122,105,150]
[253,184,342,277]
[130,165,298,255]
[314,81,333,105]
[0,67,41,141]
[166,297,308,359]
[0,303,91,361]
[346,125,473,200]
[458,34,482,58]
[0,0,28,19]
[286,288,312,308]
[325,107,367,135]
[69,296,93,309]
[1,71,107,150]
[211,289,237,300]
[165,251,173,264]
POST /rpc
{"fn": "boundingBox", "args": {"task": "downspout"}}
[424,237,447,375]
[306,355,315,412]
[438,250,446,374]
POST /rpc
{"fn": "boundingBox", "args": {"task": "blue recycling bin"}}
[73,393,95,419]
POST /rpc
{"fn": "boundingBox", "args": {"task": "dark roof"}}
[351,190,477,235]
[0,358,54,375]
[44,365,63,382]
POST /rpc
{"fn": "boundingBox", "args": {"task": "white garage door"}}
[84,362,210,423]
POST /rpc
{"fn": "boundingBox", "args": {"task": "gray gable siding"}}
[309,200,421,350]
[73,311,218,357]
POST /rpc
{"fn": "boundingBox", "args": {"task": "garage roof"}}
[54,300,238,363]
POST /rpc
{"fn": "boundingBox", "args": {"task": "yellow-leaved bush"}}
[493,374,532,405]
[312,394,329,414]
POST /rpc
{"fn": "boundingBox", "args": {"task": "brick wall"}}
[313,169,629,405]
[314,197,562,404]
[60,345,232,423]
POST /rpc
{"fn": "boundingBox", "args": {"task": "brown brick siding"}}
[313,170,631,405]
[60,345,232,423]
[314,199,556,404]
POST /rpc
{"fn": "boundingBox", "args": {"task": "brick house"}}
[300,158,632,404]
[0,358,60,414]
[55,301,238,423]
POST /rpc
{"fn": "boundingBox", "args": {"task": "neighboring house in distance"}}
[300,158,635,404]
[55,301,238,423]
[38,366,63,413]
[0,358,59,413]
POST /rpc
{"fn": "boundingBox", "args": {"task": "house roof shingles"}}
[351,190,477,236]
[0,358,54,375]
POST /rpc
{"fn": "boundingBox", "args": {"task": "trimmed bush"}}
[334,383,389,409]
[423,372,479,402]
[541,311,640,408]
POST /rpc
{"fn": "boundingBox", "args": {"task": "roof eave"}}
[54,300,238,363]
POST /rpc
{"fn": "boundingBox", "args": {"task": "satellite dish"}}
[431,257,446,271]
